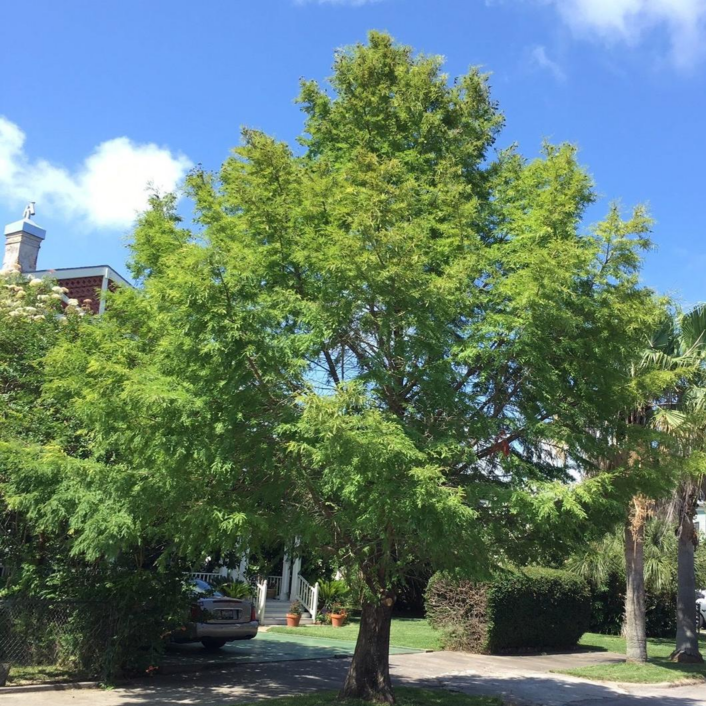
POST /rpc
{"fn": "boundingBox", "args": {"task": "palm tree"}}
[619,304,706,663]
[671,475,705,662]
[646,304,706,663]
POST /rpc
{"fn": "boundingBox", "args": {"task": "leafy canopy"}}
[16,33,663,596]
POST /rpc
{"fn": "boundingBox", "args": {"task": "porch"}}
[191,550,319,627]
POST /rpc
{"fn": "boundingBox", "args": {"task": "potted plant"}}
[286,600,303,627]
[329,601,348,628]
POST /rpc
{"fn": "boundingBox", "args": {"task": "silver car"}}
[697,590,705,630]
[172,579,259,649]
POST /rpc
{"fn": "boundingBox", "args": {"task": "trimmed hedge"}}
[425,568,591,653]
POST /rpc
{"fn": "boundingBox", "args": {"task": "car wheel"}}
[201,638,227,650]
[699,612,705,630]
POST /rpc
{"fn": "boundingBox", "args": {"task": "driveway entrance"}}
[163,631,421,671]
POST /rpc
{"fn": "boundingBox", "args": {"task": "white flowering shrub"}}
[0,271,92,322]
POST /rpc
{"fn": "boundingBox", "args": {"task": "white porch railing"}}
[256,579,268,622]
[190,571,222,583]
[266,575,283,598]
[294,575,319,619]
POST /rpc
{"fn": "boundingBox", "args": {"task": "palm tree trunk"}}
[624,499,648,663]
[671,486,704,663]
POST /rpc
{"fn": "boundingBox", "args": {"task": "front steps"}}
[262,598,314,626]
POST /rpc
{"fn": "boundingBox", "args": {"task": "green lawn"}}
[6,664,81,686]
[228,687,500,706]
[557,632,706,684]
[268,618,442,651]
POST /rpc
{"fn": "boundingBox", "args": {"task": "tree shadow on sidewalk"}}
[405,670,706,706]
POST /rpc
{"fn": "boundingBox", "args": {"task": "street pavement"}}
[2,649,706,706]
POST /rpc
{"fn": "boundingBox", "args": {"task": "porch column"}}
[236,554,248,581]
[279,552,292,601]
[291,556,302,601]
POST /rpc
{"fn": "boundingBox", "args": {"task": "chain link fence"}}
[0,599,118,684]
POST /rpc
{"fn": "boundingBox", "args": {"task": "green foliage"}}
[317,579,350,611]
[567,519,706,637]
[0,272,86,442]
[289,600,304,616]
[0,272,91,587]
[0,560,190,681]
[0,33,668,697]
[426,568,591,653]
[32,32,662,596]
[219,580,254,599]
[488,568,592,652]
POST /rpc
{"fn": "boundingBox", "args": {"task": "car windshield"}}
[190,578,223,597]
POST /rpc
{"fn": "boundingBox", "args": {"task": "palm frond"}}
[678,304,706,356]
[651,406,687,433]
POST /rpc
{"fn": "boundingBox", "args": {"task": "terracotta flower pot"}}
[286,613,302,627]
[330,613,347,628]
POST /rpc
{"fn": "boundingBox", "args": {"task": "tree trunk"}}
[671,489,703,663]
[624,509,648,663]
[340,598,395,703]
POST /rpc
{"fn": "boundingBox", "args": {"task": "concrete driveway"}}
[162,631,420,672]
[2,650,705,706]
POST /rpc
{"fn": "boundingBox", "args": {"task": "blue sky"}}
[2,0,705,306]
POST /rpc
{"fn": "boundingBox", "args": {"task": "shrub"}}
[645,587,677,638]
[587,571,624,635]
[317,579,349,611]
[426,568,591,653]
[1,559,191,680]
[585,569,677,638]
[220,580,254,599]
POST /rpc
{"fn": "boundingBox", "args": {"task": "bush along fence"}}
[425,567,591,653]
[0,599,122,685]
[0,595,184,686]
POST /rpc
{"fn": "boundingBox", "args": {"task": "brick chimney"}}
[3,204,46,273]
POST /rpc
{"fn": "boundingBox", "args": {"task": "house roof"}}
[30,265,132,288]
[30,265,133,314]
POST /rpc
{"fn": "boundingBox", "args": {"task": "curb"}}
[1,680,100,695]
[552,671,706,690]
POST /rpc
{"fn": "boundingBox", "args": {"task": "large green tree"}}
[27,33,663,701]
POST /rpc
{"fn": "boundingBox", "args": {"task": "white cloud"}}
[0,116,192,230]
[529,44,566,80]
[544,0,706,69]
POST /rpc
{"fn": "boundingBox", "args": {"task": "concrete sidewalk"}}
[401,651,706,705]
[1,651,705,706]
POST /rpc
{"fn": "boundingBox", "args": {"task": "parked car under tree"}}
[171,579,259,649]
